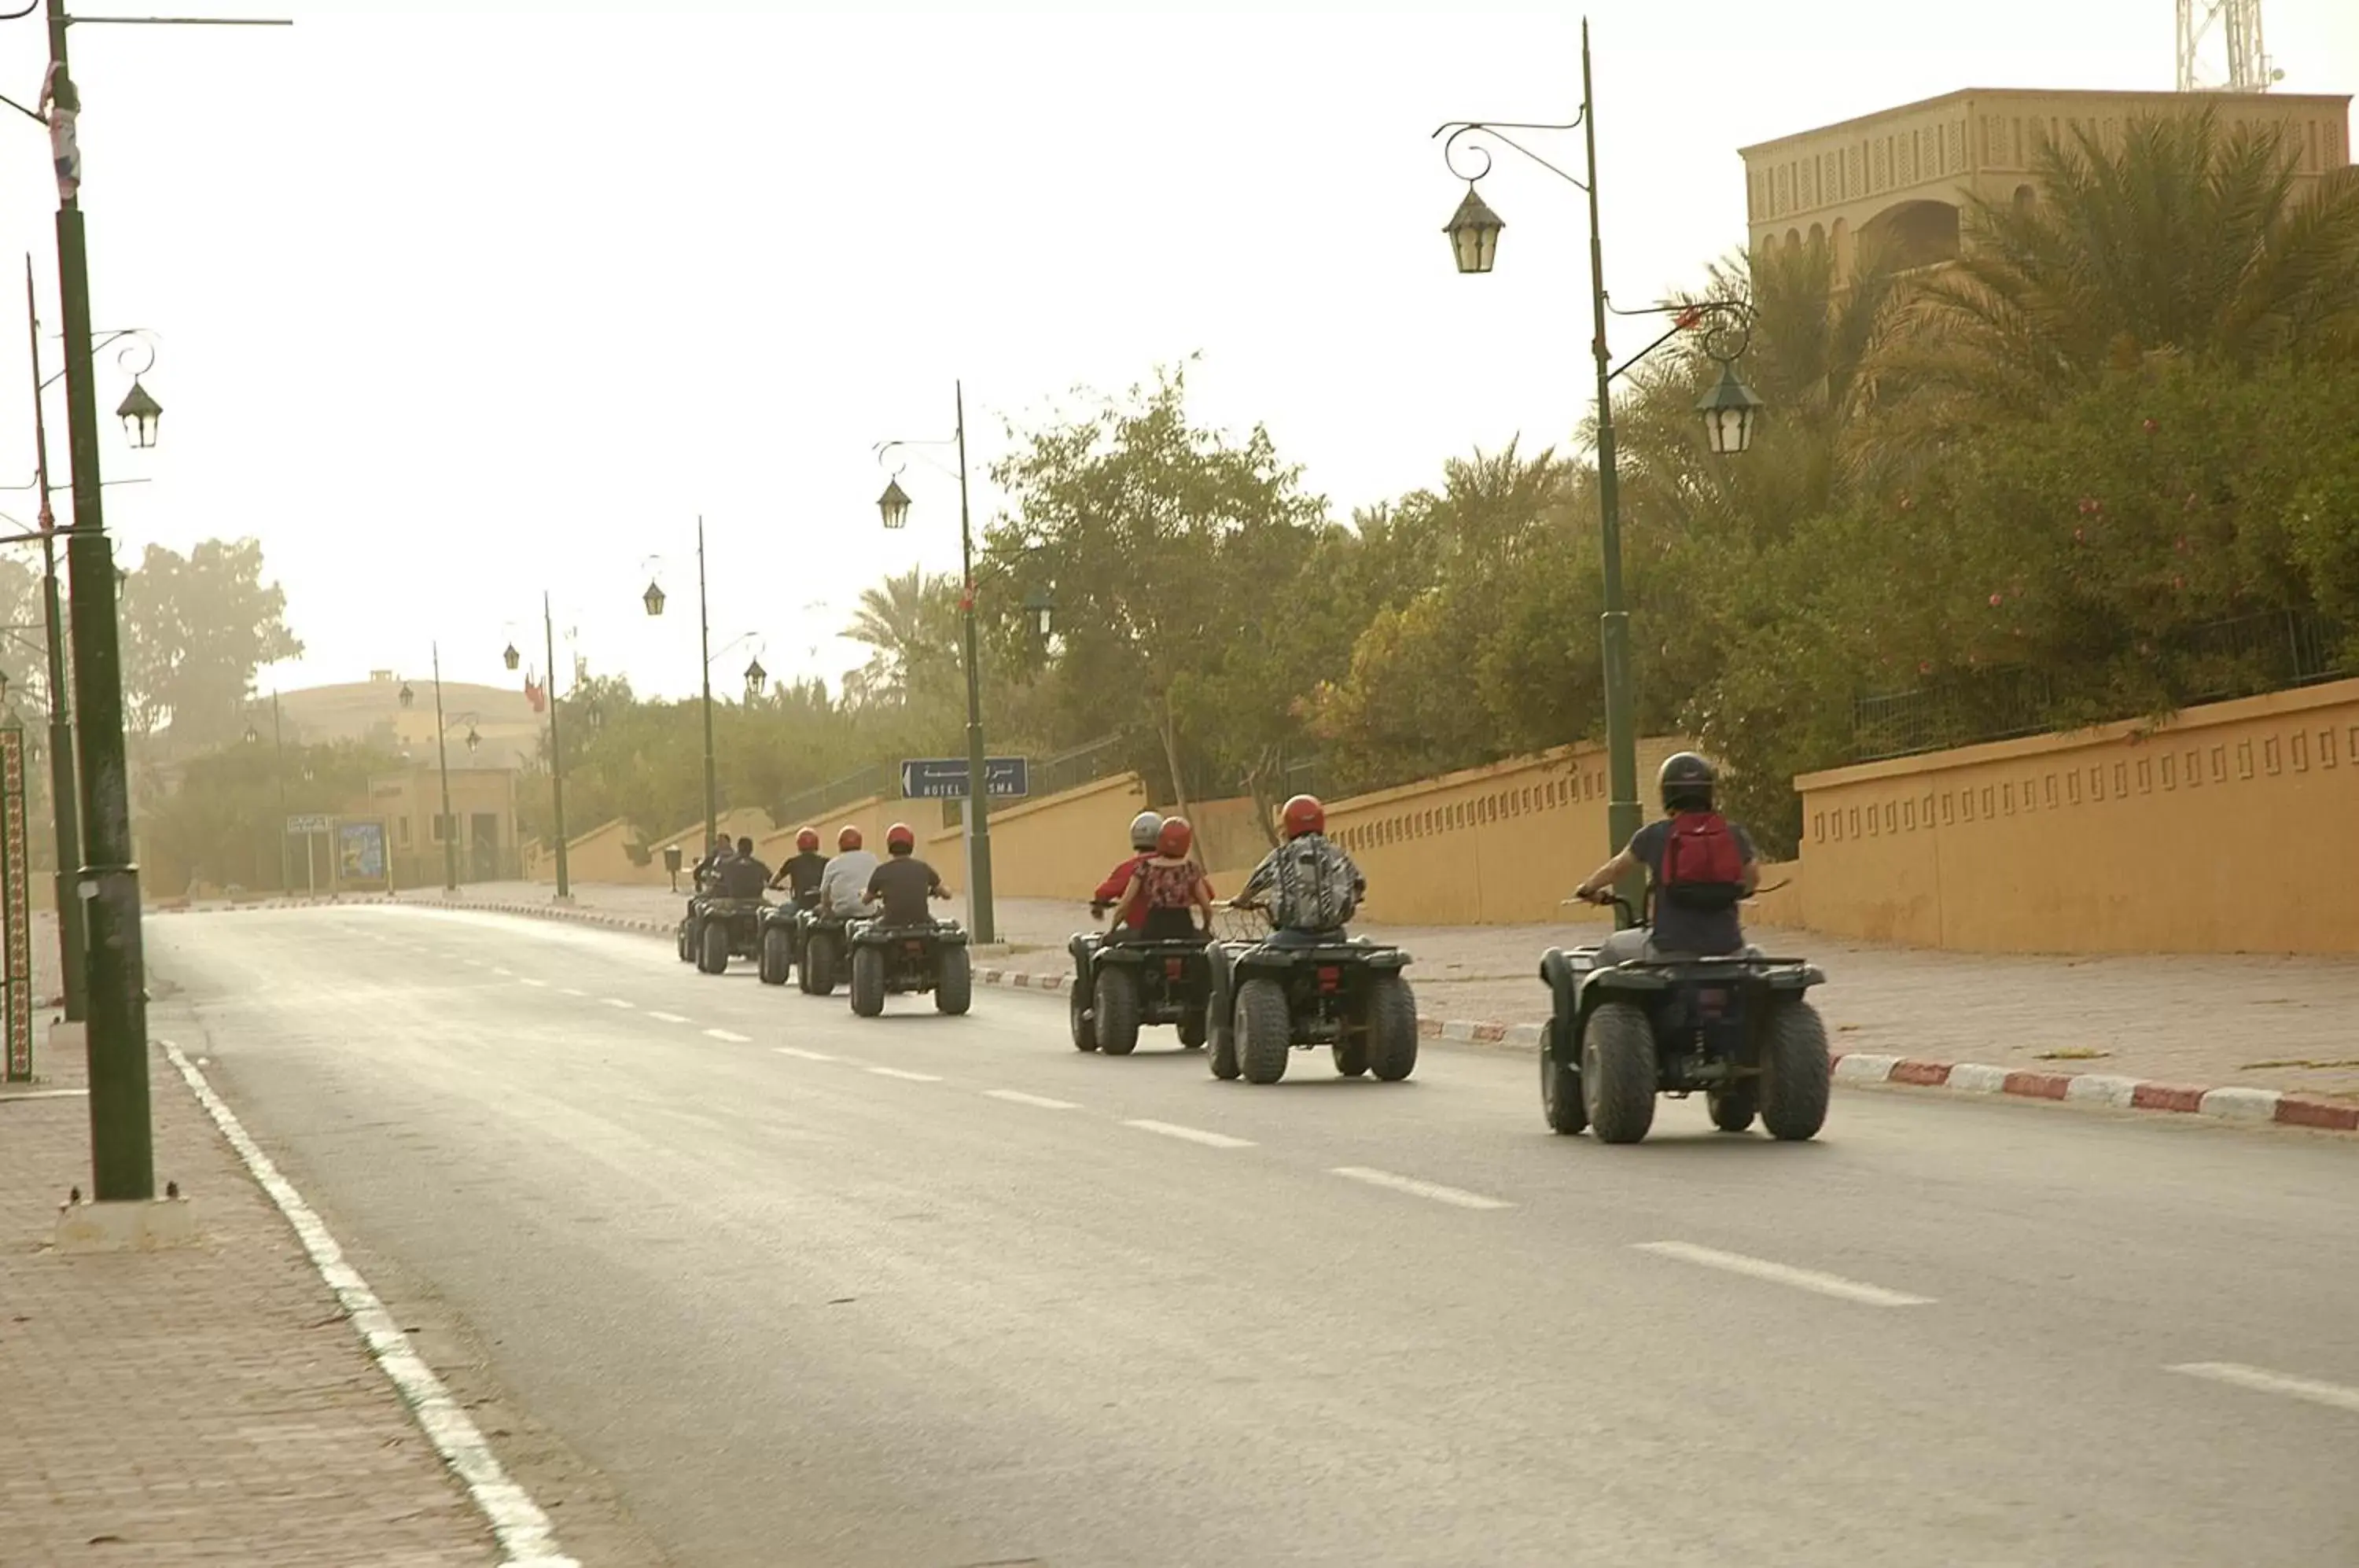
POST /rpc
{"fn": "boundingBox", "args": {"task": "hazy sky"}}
[0,0,2350,705]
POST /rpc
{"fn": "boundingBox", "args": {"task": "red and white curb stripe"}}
[205,896,2359,1139]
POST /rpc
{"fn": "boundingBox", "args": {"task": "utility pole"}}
[46,0,151,1198]
[23,257,84,1019]
[543,591,569,899]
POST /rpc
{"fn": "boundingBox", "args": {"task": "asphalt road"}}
[146,906,2359,1568]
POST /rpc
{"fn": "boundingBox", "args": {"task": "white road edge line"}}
[646,1011,690,1024]
[2169,1362,2359,1415]
[774,1047,839,1062]
[985,1089,1080,1110]
[1634,1241,1933,1308]
[1121,1118,1256,1150]
[704,1028,753,1043]
[159,1040,581,1568]
[1329,1165,1512,1210]
[599,997,635,1010]
[867,1066,943,1082]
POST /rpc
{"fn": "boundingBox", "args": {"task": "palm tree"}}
[841,567,960,706]
[1879,110,2359,429]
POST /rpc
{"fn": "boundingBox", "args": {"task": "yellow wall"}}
[552,817,650,885]
[1793,678,2359,954]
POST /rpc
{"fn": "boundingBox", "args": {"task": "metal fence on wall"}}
[1851,609,2351,763]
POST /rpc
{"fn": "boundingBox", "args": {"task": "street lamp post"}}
[429,645,458,893]
[1434,20,1765,927]
[507,596,572,900]
[20,257,83,1019]
[265,692,287,890]
[640,519,718,856]
[874,381,999,944]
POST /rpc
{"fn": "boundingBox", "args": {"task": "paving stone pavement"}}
[441,881,2359,1103]
[0,915,500,1567]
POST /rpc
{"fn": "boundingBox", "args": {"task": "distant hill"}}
[277,672,543,771]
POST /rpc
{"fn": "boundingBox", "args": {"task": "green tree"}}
[841,567,962,710]
[120,539,303,745]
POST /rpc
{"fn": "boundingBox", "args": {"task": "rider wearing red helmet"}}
[1238,793,1365,946]
[769,824,830,903]
[819,825,878,917]
[865,821,947,926]
[1108,815,1215,940]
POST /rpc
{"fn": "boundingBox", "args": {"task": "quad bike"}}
[758,889,822,986]
[1067,905,1213,1055]
[1540,894,1829,1144]
[690,896,769,974]
[794,906,855,996]
[1205,903,1417,1085]
[846,910,973,1018]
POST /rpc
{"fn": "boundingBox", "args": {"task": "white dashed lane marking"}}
[774,1047,839,1062]
[491,966,514,977]
[601,998,635,1010]
[2169,1363,2359,1415]
[984,1089,1080,1110]
[646,1010,690,1024]
[867,1066,942,1083]
[704,1029,753,1043]
[1122,1119,1255,1150]
[1634,1241,1933,1308]
[518,977,549,988]
[1329,1166,1511,1210]
[558,987,587,997]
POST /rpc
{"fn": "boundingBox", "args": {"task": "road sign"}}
[899,756,1029,801]
[286,813,332,834]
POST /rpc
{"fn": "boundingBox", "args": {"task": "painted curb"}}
[239,895,2359,1140]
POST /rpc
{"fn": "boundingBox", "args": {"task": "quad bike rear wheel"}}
[1581,1001,1658,1145]
[1366,975,1419,1082]
[677,923,694,963]
[700,920,730,975]
[1237,977,1292,1085]
[935,945,973,1015]
[802,932,837,996]
[1541,1018,1588,1136]
[759,926,792,985]
[849,945,886,1018]
[1094,968,1142,1057]
[1759,1000,1831,1142]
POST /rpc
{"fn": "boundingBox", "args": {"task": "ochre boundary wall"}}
[1794,677,2359,954]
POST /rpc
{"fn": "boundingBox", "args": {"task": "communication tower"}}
[2177,0,2285,93]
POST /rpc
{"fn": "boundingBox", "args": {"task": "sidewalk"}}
[0,917,502,1566]
[447,881,2359,1106]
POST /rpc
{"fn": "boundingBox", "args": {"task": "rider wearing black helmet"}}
[1573,752,1758,963]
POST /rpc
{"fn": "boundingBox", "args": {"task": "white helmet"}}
[1128,811,1165,852]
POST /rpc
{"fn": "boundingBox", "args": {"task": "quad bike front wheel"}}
[1176,1007,1208,1050]
[1759,1000,1831,1142]
[1332,1042,1369,1077]
[1581,1001,1658,1145]
[1541,1018,1587,1136]
[1069,976,1099,1051]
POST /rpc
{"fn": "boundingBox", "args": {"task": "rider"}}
[817,825,878,919]
[1091,811,1165,929]
[1236,794,1364,948]
[864,823,946,925]
[1109,816,1214,941]
[721,834,772,899]
[690,835,730,890]
[770,826,830,905]
[1572,751,1759,963]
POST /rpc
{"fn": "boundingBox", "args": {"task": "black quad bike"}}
[794,906,855,996]
[1205,906,1418,1085]
[846,918,973,1018]
[758,889,822,986]
[688,896,769,975]
[1539,896,1830,1144]
[1067,913,1213,1056]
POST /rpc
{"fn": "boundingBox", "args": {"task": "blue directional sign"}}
[900,756,1029,801]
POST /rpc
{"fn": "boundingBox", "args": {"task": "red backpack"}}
[1659,811,1745,911]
